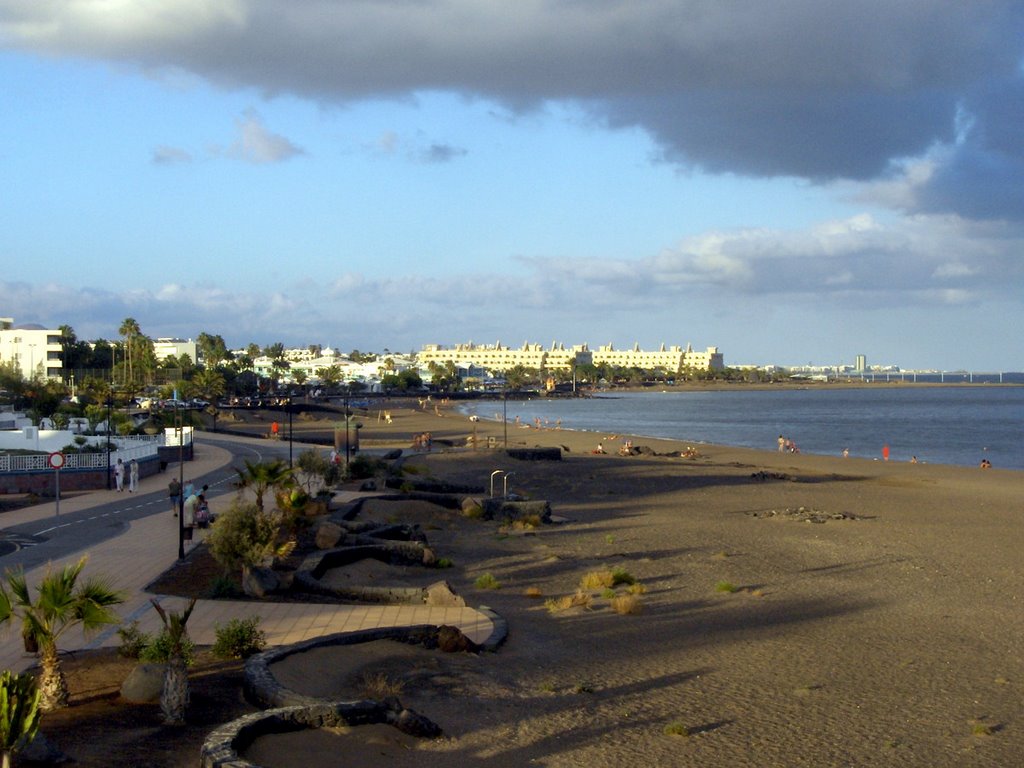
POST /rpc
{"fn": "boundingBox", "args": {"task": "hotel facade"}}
[418,341,724,374]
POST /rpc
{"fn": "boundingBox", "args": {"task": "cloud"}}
[151,144,192,164]
[419,142,467,164]
[226,110,304,164]
[2,1,1020,209]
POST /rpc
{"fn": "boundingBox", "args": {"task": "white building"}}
[418,340,722,374]
[0,317,64,380]
[153,338,198,365]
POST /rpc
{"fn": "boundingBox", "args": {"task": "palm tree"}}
[0,557,124,710]
[149,597,196,725]
[233,459,295,511]
[118,317,141,387]
[0,670,41,768]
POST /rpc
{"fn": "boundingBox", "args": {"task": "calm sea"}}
[459,386,1024,471]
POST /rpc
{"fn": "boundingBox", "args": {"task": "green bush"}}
[140,628,195,666]
[347,454,384,480]
[116,621,152,659]
[0,670,41,762]
[207,500,283,576]
[212,616,267,659]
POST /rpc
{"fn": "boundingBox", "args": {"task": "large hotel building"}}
[418,341,724,373]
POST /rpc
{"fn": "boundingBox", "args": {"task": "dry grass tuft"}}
[358,671,405,699]
[524,586,543,599]
[611,594,643,614]
[545,590,593,614]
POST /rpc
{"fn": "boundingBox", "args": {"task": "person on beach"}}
[114,458,125,491]
[883,444,890,462]
[843,447,850,458]
[168,477,181,515]
[594,442,606,454]
[778,435,785,453]
[128,458,139,492]
[980,458,992,469]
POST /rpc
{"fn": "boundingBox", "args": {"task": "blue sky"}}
[2,1,1023,370]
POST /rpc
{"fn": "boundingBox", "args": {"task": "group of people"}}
[112,458,140,492]
[412,432,433,451]
[167,478,213,546]
[777,435,800,454]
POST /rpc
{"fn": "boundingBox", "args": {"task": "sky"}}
[1,1,1023,371]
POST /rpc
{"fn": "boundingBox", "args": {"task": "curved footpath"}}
[0,435,497,675]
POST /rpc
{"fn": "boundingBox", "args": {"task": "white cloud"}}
[226,110,304,164]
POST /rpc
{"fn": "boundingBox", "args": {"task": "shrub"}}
[0,670,41,764]
[207,501,285,576]
[212,616,266,659]
[140,628,195,666]
[524,586,543,599]
[207,575,239,599]
[347,454,384,480]
[434,558,454,569]
[715,580,738,593]
[611,594,643,615]
[116,621,151,659]
[474,572,501,590]
[664,721,690,737]
[626,582,647,595]
[610,566,636,586]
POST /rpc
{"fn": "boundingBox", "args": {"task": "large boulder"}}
[120,663,165,703]
[315,521,344,550]
[243,565,280,598]
[424,581,465,607]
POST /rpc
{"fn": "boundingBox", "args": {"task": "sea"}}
[458,385,1024,471]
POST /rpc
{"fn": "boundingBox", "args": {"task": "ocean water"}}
[459,386,1024,471]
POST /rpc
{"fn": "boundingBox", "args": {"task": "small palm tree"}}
[234,459,295,511]
[149,597,197,725]
[0,670,41,768]
[0,557,124,710]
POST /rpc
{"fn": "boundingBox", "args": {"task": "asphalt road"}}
[0,434,298,572]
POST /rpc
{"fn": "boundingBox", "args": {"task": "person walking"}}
[128,458,139,493]
[114,458,125,492]
[168,477,182,515]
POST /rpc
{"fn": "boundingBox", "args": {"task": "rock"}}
[436,624,477,653]
[359,479,377,491]
[420,546,437,566]
[393,708,442,738]
[315,521,344,550]
[424,581,465,608]
[242,565,280,598]
[461,497,484,517]
[18,731,69,765]
[120,663,166,703]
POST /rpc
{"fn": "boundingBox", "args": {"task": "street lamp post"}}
[502,387,508,448]
[177,407,185,560]
[287,398,293,468]
[105,396,113,490]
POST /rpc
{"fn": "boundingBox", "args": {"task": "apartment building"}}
[0,317,64,380]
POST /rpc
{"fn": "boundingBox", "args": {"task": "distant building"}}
[855,354,867,373]
[0,317,64,380]
[153,338,198,365]
[418,341,723,374]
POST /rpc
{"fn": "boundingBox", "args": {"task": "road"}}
[0,434,301,572]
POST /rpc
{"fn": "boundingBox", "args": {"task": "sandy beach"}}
[237,399,1024,767]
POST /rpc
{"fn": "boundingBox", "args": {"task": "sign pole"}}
[48,452,65,516]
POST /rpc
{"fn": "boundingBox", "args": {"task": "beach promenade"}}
[0,436,496,675]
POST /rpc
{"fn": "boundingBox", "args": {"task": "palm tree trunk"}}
[38,644,69,711]
[160,658,190,725]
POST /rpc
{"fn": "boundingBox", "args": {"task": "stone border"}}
[243,622,506,711]
[201,700,441,768]
[294,544,448,604]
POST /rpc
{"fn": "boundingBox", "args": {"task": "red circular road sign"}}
[48,452,66,470]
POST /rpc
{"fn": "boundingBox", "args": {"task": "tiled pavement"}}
[0,436,495,674]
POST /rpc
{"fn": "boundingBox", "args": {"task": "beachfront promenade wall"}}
[0,429,187,494]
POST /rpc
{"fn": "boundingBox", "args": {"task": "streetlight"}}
[105,396,113,490]
[287,398,293,468]
[502,386,508,449]
[177,403,185,560]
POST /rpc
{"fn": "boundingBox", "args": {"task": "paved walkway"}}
[0,436,495,674]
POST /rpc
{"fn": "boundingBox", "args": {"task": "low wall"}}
[0,454,167,495]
